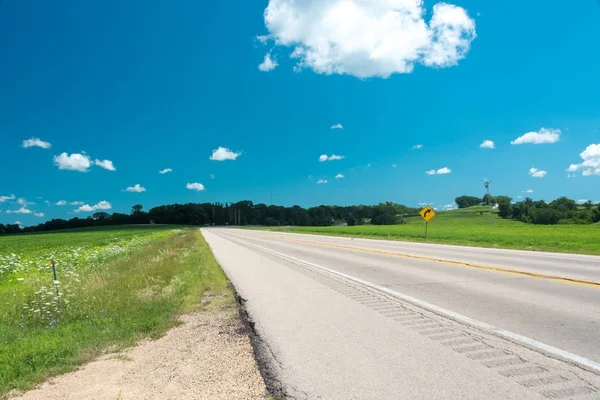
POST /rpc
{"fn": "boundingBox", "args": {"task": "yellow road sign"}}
[419,205,436,222]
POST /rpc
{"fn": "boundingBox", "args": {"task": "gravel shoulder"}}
[9,308,268,400]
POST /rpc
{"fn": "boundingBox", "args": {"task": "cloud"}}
[53,152,92,172]
[210,147,242,161]
[209,174,215,179]
[159,168,173,175]
[17,198,34,206]
[34,212,44,217]
[511,128,560,145]
[14,221,22,226]
[443,203,458,210]
[331,124,344,130]
[412,144,423,149]
[565,144,600,177]
[0,194,16,203]
[22,137,51,149]
[317,179,328,184]
[70,201,83,206]
[186,182,205,191]
[256,35,269,44]
[418,202,432,206]
[44,200,51,205]
[94,159,116,171]
[529,168,547,178]
[335,173,345,179]
[319,154,345,162]
[522,189,534,193]
[123,184,146,193]
[426,167,452,175]
[479,140,495,149]
[76,205,95,213]
[56,200,67,206]
[75,201,112,213]
[93,201,111,210]
[258,53,278,72]
[6,207,32,214]
[576,199,589,205]
[262,0,476,79]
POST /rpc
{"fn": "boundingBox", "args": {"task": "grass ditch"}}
[0,229,233,397]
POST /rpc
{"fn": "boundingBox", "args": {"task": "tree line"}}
[0,201,420,235]
[456,194,600,225]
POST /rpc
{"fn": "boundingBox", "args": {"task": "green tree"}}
[455,196,482,208]
[498,201,512,219]
[131,204,144,216]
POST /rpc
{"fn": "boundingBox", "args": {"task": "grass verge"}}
[0,229,233,397]
[255,208,600,255]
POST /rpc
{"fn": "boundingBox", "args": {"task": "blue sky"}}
[1,0,599,226]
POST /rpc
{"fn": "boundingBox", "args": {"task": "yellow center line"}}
[263,235,600,289]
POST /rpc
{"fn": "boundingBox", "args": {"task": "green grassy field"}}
[0,226,232,396]
[264,207,600,255]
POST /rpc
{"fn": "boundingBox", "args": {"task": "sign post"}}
[419,205,436,239]
[51,260,59,297]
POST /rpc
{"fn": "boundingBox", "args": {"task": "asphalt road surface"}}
[202,228,600,400]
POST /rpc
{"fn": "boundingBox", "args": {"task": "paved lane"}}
[203,228,600,400]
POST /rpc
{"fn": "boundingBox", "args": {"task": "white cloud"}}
[529,168,547,178]
[319,154,345,162]
[6,207,32,214]
[0,194,15,203]
[209,174,215,179]
[262,0,476,78]
[412,144,423,149]
[511,128,561,145]
[210,147,242,161]
[522,189,534,193]
[34,212,44,217]
[317,179,328,184]
[56,200,67,206]
[159,168,173,175]
[418,202,432,207]
[256,35,269,44]
[186,182,205,191]
[565,144,600,177]
[576,199,589,205]
[443,203,458,210]
[75,201,111,213]
[70,201,83,206]
[259,53,278,72]
[53,152,92,172]
[44,200,51,205]
[479,140,495,149]
[76,204,95,213]
[335,173,345,179]
[124,184,146,193]
[331,124,344,130]
[93,201,111,210]
[14,221,22,226]
[567,173,576,179]
[22,137,51,149]
[17,198,34,206]
[94,159,116,171]
[426,167,451,175]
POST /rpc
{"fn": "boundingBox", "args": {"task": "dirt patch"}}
[10,310,267,400]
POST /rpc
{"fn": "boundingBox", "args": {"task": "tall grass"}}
[0,228,232,396]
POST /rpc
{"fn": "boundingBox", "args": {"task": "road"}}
[202,228,600,399]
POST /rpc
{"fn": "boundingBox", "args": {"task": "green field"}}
[264,207,600,255]
[0,226,232,396]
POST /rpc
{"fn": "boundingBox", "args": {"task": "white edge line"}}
[226,233,600,374]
